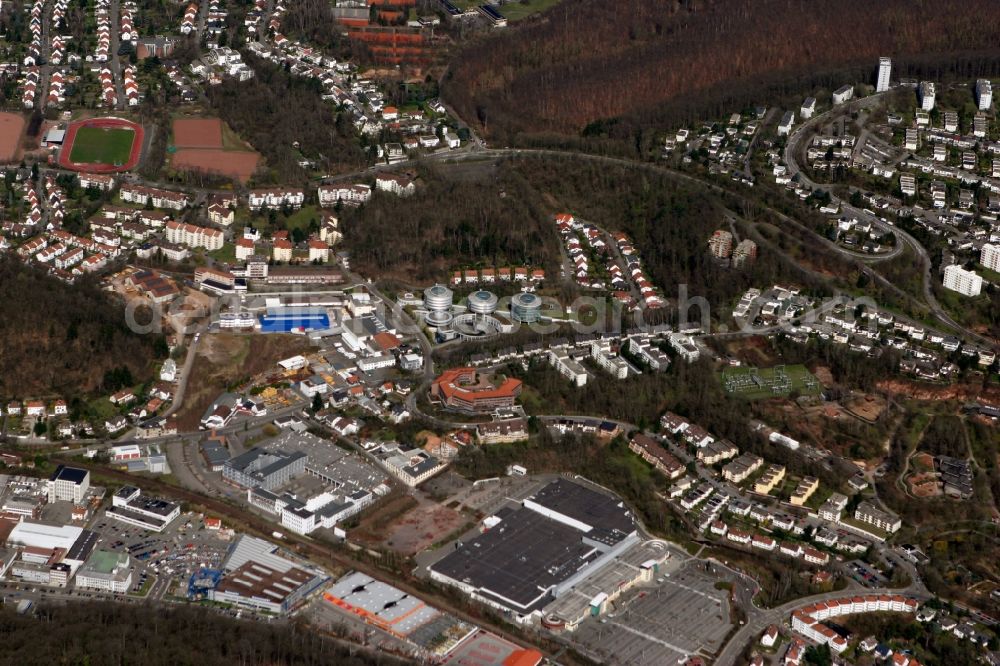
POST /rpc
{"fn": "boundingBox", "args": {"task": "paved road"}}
[714,580,929,666]
[161,323,209,419]
[108,0,126,110]
[782,93,996,350]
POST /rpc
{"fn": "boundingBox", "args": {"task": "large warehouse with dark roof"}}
[429,478,639,620]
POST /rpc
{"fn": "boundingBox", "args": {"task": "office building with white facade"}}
[47,466,89,504]
[106,485,181,533]
[75,551,133,593]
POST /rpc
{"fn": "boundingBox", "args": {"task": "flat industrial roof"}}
[266,431,385,490]
[215,560,316,605]
[50,465,88,485]
[441,629,542,666]
[325,571,441,636]
[430,506,600,613]
[7,521,83,552]
[66,529,98,562]
[525,478,635,546]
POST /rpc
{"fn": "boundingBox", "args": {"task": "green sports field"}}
[68,126,136,164]
[720,364,822,399]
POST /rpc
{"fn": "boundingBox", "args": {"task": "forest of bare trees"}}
[444,0,1000,148]
[343,156,827,314]
[206,54,367,184]
[0,256,161,398]
[341,161,561,281]
[0,601,411,666]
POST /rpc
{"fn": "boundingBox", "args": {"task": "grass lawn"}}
[220,122,248,150]
[500,0,563,20]
[207,243,237,264]
[283,205,321,233]
[87,396,118,421]
[977,264,1000,284]
[720,363,821,399]
[451,0,562,21]
[69,126,136,164]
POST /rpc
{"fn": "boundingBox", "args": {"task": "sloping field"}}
[173,118,223,148]
[171,117,259,182]
[172,148,259,182]
[0,113,24,162]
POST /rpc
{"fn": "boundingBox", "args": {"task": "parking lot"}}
[438,474,561,515]
[571,560,733,666]
[846,559,889,588]
[87,510,234,601]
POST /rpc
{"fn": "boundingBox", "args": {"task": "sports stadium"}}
[58,117,143,173]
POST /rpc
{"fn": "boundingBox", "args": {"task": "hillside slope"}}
[341,157,818,317]
[444,0,1000,143]
[0,257,161,399]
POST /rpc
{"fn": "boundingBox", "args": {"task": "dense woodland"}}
[342,161,559,281]
[444,0,1000,149]
[345,157,806,314]
[0,601,411,666]
[206,54,367,184]
[0,256,161,398]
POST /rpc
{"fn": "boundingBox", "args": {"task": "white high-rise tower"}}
[876,57,891,92]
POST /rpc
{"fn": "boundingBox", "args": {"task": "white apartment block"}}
[876,57,891,93]
[248,188,305,210]
[942,264,982,297]
[549,349,588,387]
[981,243,1000,273]
[854,500,902,533]
[165,220,224,251]
[589,341,629,379]
[317,184,371,207]
[977,79,993,111]
[79,173,115,191]
[800,97,816,120]
[832,85,854,105]
[777,111,794,136]
[919,81,936,111]
[120,184,188,210]
[899,173,916,197]
[375,174,416,197]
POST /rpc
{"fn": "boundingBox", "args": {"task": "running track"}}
[57,116,144,173]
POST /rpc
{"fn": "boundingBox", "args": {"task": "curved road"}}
[783,93,996,350]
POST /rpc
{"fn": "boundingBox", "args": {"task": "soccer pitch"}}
[720,364,821,399]
[68,127,136,164]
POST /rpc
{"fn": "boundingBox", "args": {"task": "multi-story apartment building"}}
[854,500,901,533]
[942,264,982,297]
[876,57,891,92]
[980,243,1000,273]
[164,220,224,250]
[977,78,993,111]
